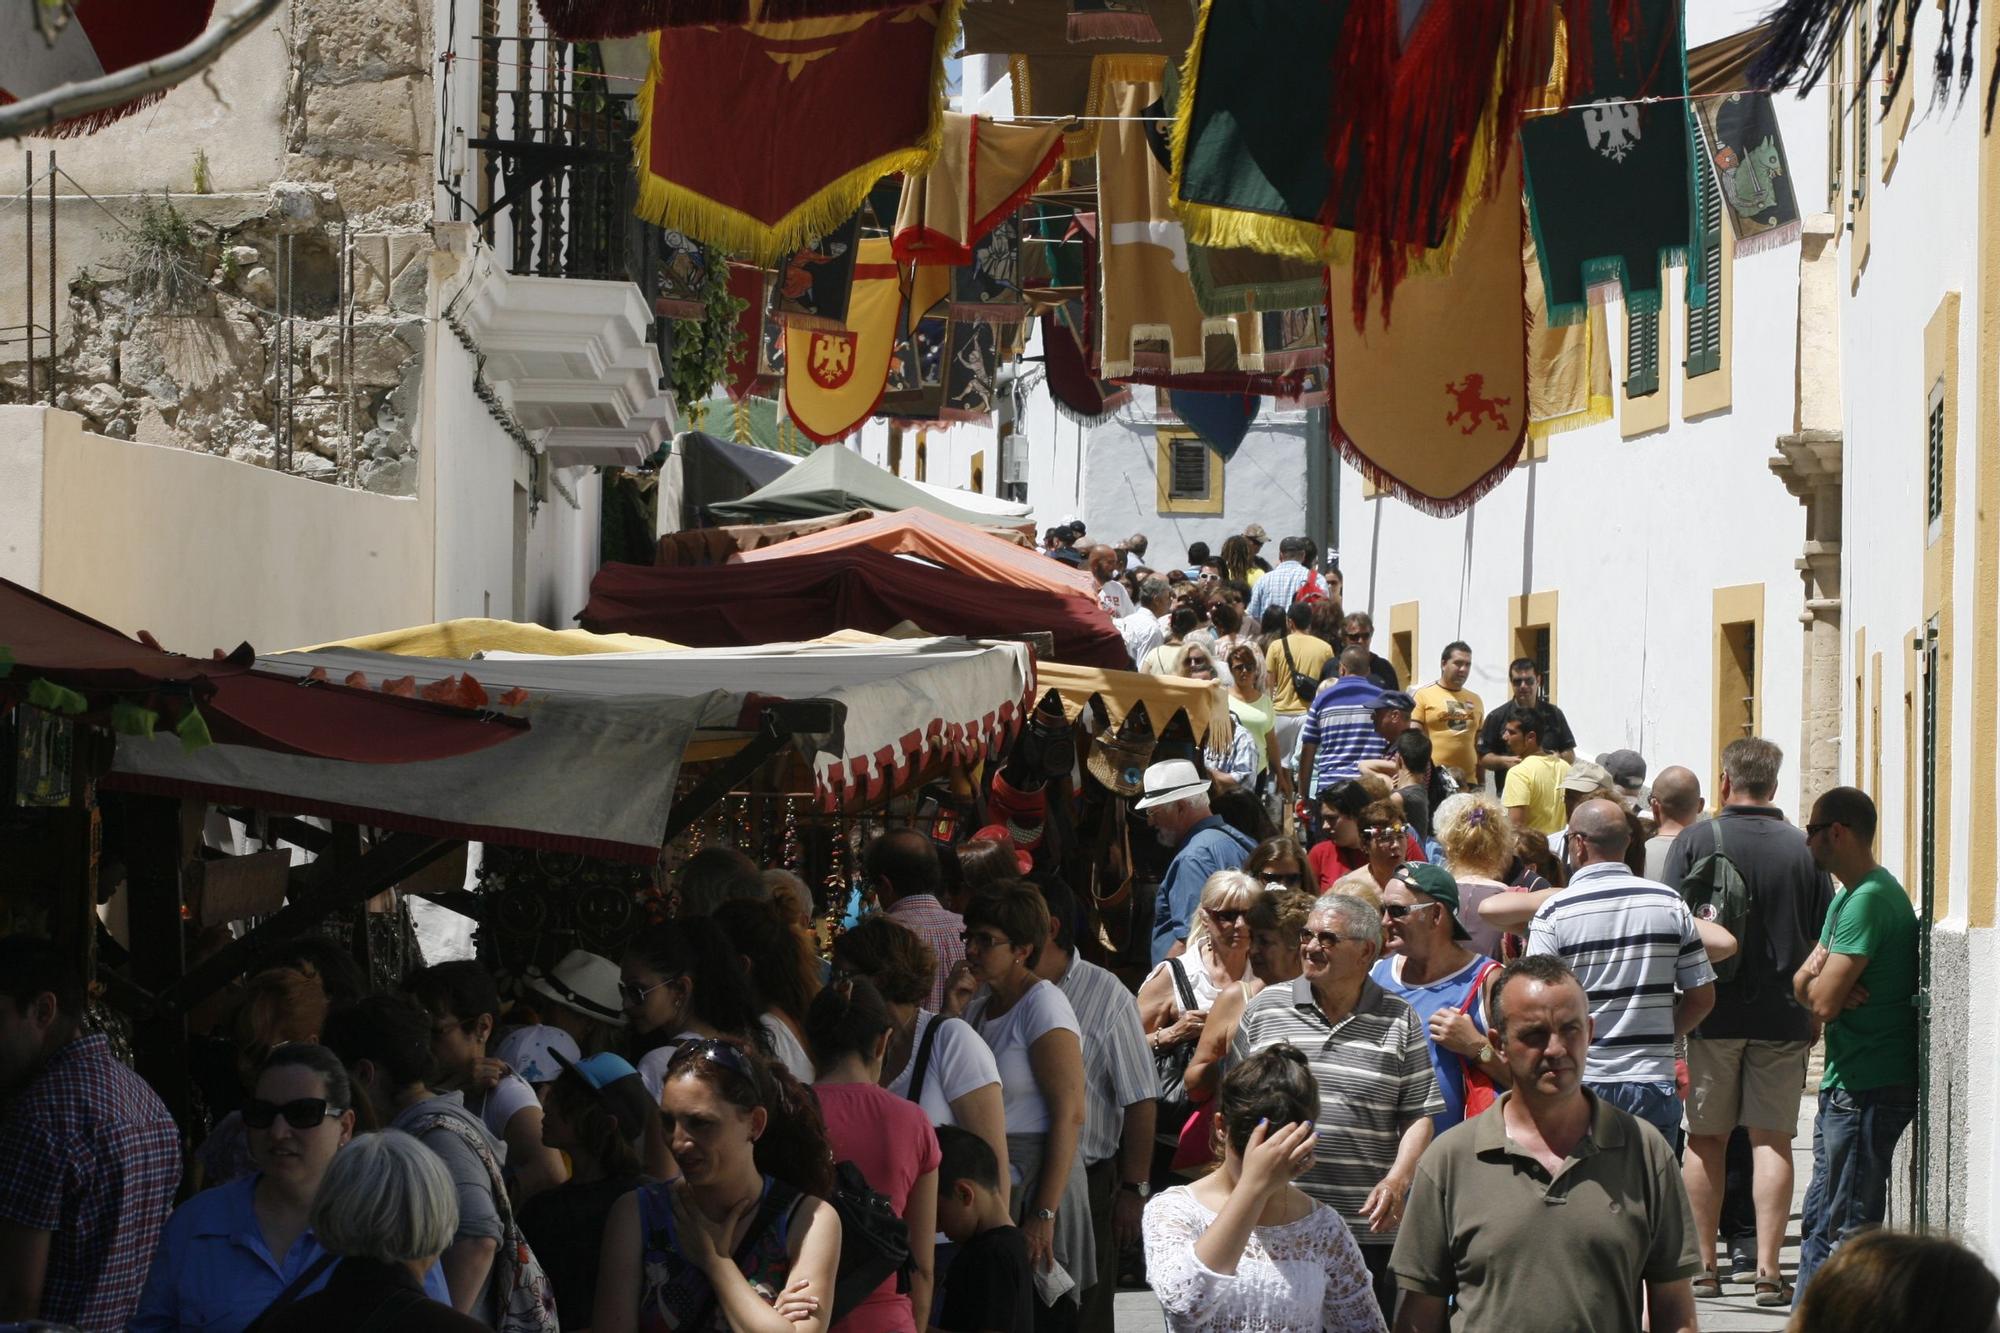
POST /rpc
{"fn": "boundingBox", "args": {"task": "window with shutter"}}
[1169,440,1210,499]
[1625,308,1660,398]
[1686,116,1724,378]
[1928,382,1945,543]
[1155,428,1224,513]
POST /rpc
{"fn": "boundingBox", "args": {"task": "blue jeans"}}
[1795,1085,1917,1302]
[1588,1080,1684,1157]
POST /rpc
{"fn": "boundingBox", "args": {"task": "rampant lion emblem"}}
[1444,374,1511,434]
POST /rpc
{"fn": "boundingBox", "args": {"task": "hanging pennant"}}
[633,5,961,263]
[1068,0,1160,41]
[769,211,863,331]
[1522,0,1695,323]
[1525,223,1614,438]
[893,112,1066,264]
[1171,389,1257,458]
[0,0,216,136]
[1042,309,1132,425]
[942,319,1001,423]
[962,0,1196,56]
[656,230,712,320]
[949,219,1027,323]
[783,239,902,442]
[1329,151,1529,514]
[1693,92,1802,256]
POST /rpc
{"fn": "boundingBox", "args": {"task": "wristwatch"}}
[1119,1181,1153,1198]
[1475,1042,1495,1065]
[1034,1207,1058,1222]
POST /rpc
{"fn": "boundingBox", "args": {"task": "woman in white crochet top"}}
[1142,1045,1386,1333]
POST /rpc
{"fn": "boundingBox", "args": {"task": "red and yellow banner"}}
[783,239,901,442]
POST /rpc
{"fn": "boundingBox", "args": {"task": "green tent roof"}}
[706,441,1013,527]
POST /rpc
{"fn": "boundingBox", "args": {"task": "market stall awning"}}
[1036,660,1233,748]
[705,442,1029,530]
[297,619,680,656]
[2,580,527,763]
[581,545,1129,670]
[737,507,1096,599]
[110,636,1032,863]
[677,430,802,531]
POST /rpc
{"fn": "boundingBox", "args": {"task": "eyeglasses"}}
[1206,906,1246,925]
[619,976,679,1006]
[1381,902,1441,921]
[1363,823,1406,841]
[1297,929,1369,950]
[960,930,1011,953]
[1805,821,1835,837]
[1343,632,1370,644]
[243,1097,345,1130]
[665,1036,758,1084]
[1261,872,1305,888]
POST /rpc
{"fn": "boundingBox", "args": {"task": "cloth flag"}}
[1098,80,1242,378]
[634,5,960,264]
[893,112,1066,264]
[537,0,933,40]
[1008,53,1164,162]
[1170,389,1256,458]
[1526,224,1613,438]
[1522,0,1695,323]
[1329,152,1528,514]
[0,0,215,136]
[724,263,773,402]
[656,230,713,320]
[949,220,1026,323]
[961,0,1195,56]
[768,211,862,331]
[942,319,1001,423]
[1042,310,1132,425]
[1693,92,1801,255]
[783,239,901,442]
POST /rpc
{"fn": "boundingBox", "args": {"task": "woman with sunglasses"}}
[1223,645,1290,812]
[958,886,1095,1324]
[133,1045,455,1331]
[1242,838,1311,896]
[1325,799,1411,909]
[1139,870,1259,1042]
[595,1038,840,1333]
[621,918,768,1105]
[1183,888,1319,1103]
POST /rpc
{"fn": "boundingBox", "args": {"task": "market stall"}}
[735,505,1096,598]
[704,437,1032,530]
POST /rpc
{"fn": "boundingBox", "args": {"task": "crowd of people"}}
[0,525,1982,1333]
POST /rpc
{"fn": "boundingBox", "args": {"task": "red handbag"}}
[1459,960,1503,1118]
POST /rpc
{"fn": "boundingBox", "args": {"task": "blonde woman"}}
[1183,888,1319,1102]
[1432,792,1517,960]
[1138,871,1261,1058]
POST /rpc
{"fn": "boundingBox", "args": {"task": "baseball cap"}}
[1562,760,1615,795]
[492,1024,580,1087]
[550,1048,656,1142]
[1243,523,1270,543]
[1372,690,1417,714]
[1597,749,1648,793]
[1393,863,1473,941]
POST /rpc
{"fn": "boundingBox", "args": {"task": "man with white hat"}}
[1137,759,1258,965]
[524,948,626,1053]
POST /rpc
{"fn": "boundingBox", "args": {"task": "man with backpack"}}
[1662,737,1834,1308]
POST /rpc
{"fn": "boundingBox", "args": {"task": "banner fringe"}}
[1734,219,1803,257]
[1068,8,1161,42]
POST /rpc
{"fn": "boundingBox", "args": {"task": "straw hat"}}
[1086,701,1157,797]
[523,948,626,1026]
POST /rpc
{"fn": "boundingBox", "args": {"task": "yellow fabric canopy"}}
[295,618,681,657]
[1036,660,1232,747]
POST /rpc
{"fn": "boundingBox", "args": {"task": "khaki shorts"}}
[1686,1038,1811,1137]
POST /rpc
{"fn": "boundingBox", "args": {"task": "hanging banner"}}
[893,112,1065,265]
[1329,152,1528,514]
[769,211,863,331]
[784,239,901,442]
[1522,0,1694,323]
[0,0,215,136]
[633,4,960,263]
[724,263,773,402]
[1693,91,1802,255]
[949,219,1026,323]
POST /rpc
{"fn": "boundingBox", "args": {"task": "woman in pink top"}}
[809,976,941,1333]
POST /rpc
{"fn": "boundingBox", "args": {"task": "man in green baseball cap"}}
[1374,861,1505,1135]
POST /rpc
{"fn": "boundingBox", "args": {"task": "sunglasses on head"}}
[666,1036,758,1084]
[1363,823,1406,840]
[243,1097,344,1130]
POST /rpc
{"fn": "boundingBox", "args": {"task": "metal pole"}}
[48,149,57,406]
[25,152,34,402]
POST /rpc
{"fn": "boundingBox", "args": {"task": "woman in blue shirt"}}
[132,1044,450,1331]
[1370,864,1510,1131]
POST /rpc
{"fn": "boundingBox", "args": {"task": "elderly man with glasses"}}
[1230,894,1441,1322]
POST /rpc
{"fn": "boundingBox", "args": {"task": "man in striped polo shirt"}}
[1298,646,1387,796]
[1230,893,1442,1321]
[1525,799,1717,1154]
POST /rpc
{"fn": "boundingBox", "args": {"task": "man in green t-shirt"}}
[1792,786,1919,1305]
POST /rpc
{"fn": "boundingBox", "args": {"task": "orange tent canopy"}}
[736,506,1099,601]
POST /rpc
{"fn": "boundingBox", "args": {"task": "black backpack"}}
[1678,816,1762,988]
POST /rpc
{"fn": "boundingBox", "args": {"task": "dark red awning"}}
[580,544,1130,670]
[2,580,526,763]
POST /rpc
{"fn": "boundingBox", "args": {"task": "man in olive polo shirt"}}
[1792,786,1919,1305]
[1390,955,1702,1333]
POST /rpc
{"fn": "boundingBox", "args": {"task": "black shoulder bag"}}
[905,1012,944,1106]
[1152,957,1202,1146]
[1280,634,1319,705]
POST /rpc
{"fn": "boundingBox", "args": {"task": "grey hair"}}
[310,1130,460,1264]
[1309,894,1382,950]
[1138,575,1171,605]
[1721,737,1782,800]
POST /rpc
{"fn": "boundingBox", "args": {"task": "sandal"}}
[1754,1276,1794,1307]
[1693,1268,1723,1299]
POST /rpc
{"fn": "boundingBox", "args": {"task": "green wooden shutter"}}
[1686,115,1724,378]
[1625,307,1660,398]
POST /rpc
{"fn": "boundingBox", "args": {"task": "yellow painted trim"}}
[1882,0,1914,179]
[1683,206,1734,419]
[1827,33,1846,214]
[1923,292,1960,921]
[1156,428,1225,514]
[1389,601,1419,689]
[1904,630,1919,896]
[1971,18,2000,929]
[1508,591,1559,702]
[1870,649,1883,810]
[1619,308,1670,438]
[1853,626,1867,788]
[1850,14,1873,288]
[1711,584,1766,804]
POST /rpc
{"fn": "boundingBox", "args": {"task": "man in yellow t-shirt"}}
[1411,641,1484,785]
[1501,705,1571,835]
[1264,601,1334,763]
